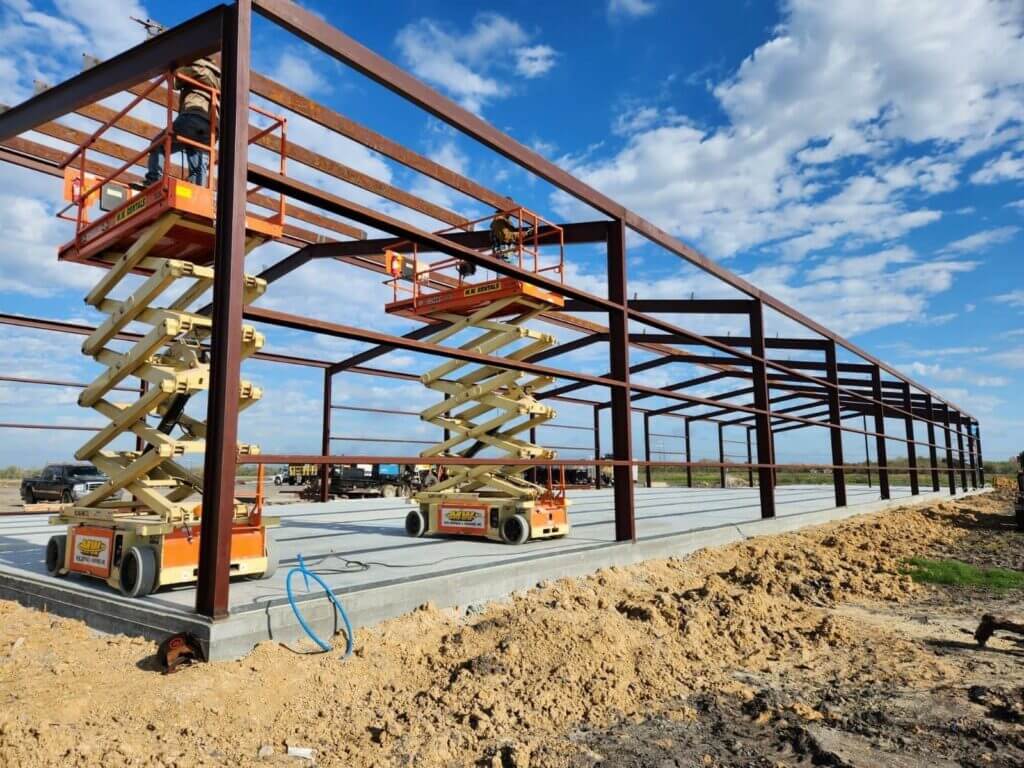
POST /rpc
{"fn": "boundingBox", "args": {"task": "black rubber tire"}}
[45,535,67,576]
[24,487,36,504]
[501,513,530,545]
[259,537,279,580]
[61,490,73,504]
[119,545,157,597]
[405,509,426,537]
[274,476,282,486]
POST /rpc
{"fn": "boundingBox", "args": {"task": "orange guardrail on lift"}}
[54,67,289,266]
[384,207,565,309]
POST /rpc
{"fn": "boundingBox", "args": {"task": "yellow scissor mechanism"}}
[45,209,279,596]
[388,209,571,545]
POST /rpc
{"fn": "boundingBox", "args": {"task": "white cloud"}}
[995,290,1024,308]
[270,50,331,96]
[608,0,656,18]
[971,151,1024,184]
[556,0,1024,262]
[51,0,148,58]
[991,347,1024,368]
[514,45,557,78]
[395,13,558,112]
[902,362,1008,388]
[938,226,1020,255]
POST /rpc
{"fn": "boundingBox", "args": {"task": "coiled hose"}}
[285,553,354,658]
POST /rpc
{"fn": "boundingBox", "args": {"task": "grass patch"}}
[903,557,1024,590]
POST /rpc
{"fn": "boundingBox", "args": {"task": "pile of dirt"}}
[0,491,1016,767]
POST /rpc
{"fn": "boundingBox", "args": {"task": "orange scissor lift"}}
[44,70,283,597]
[384,210,571,545]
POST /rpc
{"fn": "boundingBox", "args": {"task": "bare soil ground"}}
[1,491,1022,767]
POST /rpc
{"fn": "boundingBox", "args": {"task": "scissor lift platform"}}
[57,175,283,269]
[385,277,564,321]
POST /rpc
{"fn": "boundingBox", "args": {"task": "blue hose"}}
[285,554,354,658]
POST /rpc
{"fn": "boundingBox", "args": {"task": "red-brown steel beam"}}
[606,220,635,540]
[251,0,975,425]
[196,0,251,619]
[320,369,332,503]
[924,394,941,492]
[870,365,891,501]
[247,166,616,311]
[824,341,846,506]
[901,382,920,496]
[748,302,775,517]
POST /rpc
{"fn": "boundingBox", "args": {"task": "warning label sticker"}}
[71,531,112,573]
[440,506,486,530]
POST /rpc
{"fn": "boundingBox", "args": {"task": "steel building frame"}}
[0,0,982,619]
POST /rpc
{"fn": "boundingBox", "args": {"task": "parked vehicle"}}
[283,463,318,486]
[20,464,108,504]
[301,463,434,500]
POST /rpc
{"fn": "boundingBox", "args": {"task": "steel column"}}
[196,0,252,619]
[870,366,890,500]
[976,421,985,486]
[718,423,726,488]
[924,394,940,492]
[942,405,956,495]
[607,220,635,540]
[824,341,847,506]
[966,421,978,489]
[862,414,872,487]
[320,370,332,503]
[593,405,602,490]
[684,417,692,488]
[746,427,753,487]
[955,412,968,490]
[748,301,776,518]
[643,413,652,488]
[901,382,919,496]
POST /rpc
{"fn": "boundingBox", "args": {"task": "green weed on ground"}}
[903,557,1024,591]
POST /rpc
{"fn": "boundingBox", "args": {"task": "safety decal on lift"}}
[438,503,488,534]
[114,195,147,224]
[70,528,114,577]
[463,281,501,298]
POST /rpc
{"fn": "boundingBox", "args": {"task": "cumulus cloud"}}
[556,0,1024,262]
[395,13,558,112]
[938,226,1020,255]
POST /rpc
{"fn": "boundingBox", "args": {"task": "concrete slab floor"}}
[0,484,972,659]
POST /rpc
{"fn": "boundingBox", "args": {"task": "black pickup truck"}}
[20,464,108,504]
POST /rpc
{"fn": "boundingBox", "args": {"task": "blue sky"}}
[0,0,1022,471]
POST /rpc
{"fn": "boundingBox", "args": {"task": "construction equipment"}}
[43,69,286,597]
[385,209,570,545]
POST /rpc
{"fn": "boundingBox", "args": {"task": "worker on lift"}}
[490,211,518,263]
[142,57,221,187]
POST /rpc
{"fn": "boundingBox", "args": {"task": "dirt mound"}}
[0,492,1013,767]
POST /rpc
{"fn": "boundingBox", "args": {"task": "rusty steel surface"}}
[250,0,975,420]
[0,1,988,623]
[196,0,252,619]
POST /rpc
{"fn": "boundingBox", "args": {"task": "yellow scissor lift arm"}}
[385,209,571,545]
[44,74,287,596]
